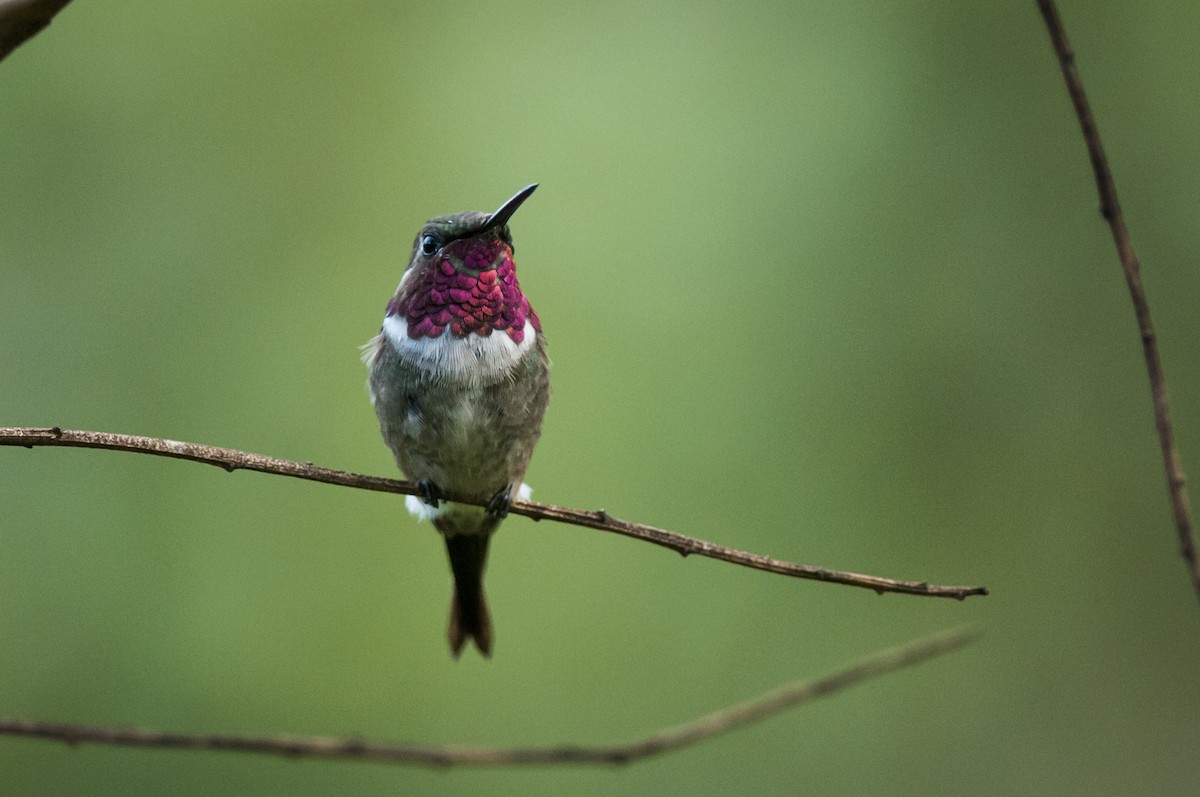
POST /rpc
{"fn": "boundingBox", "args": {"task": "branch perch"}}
[0,626,977,767]
[0,426,987,599]
[1037,0,1200,599]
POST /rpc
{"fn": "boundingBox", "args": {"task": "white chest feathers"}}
[381,314,536,385]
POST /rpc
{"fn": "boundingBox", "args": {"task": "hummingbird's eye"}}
[419,234,440,256]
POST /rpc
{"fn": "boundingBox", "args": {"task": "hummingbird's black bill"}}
[482,183,538,232]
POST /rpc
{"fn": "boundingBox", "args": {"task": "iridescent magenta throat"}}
[386,240,540,343]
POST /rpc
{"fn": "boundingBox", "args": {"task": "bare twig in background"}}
[0,0,73,62]
[0,626,976,767]
[0,426,988,599]
[1036,1,1200,600]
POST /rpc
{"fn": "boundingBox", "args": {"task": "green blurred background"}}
[3,1,1199,793]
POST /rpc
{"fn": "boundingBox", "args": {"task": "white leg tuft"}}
[405,494,446,521]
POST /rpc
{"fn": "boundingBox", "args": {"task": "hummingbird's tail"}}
[442,531,493,658]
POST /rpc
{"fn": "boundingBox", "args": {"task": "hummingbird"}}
[364,184,550,658]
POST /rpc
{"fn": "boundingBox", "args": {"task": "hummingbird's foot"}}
[486,486,512,519]
[417,479,447,509]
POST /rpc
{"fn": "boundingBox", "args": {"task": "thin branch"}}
[0,626,976,767]
[1037,1,1200,599]
[0,0,73,62]
[0,426,988,599]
